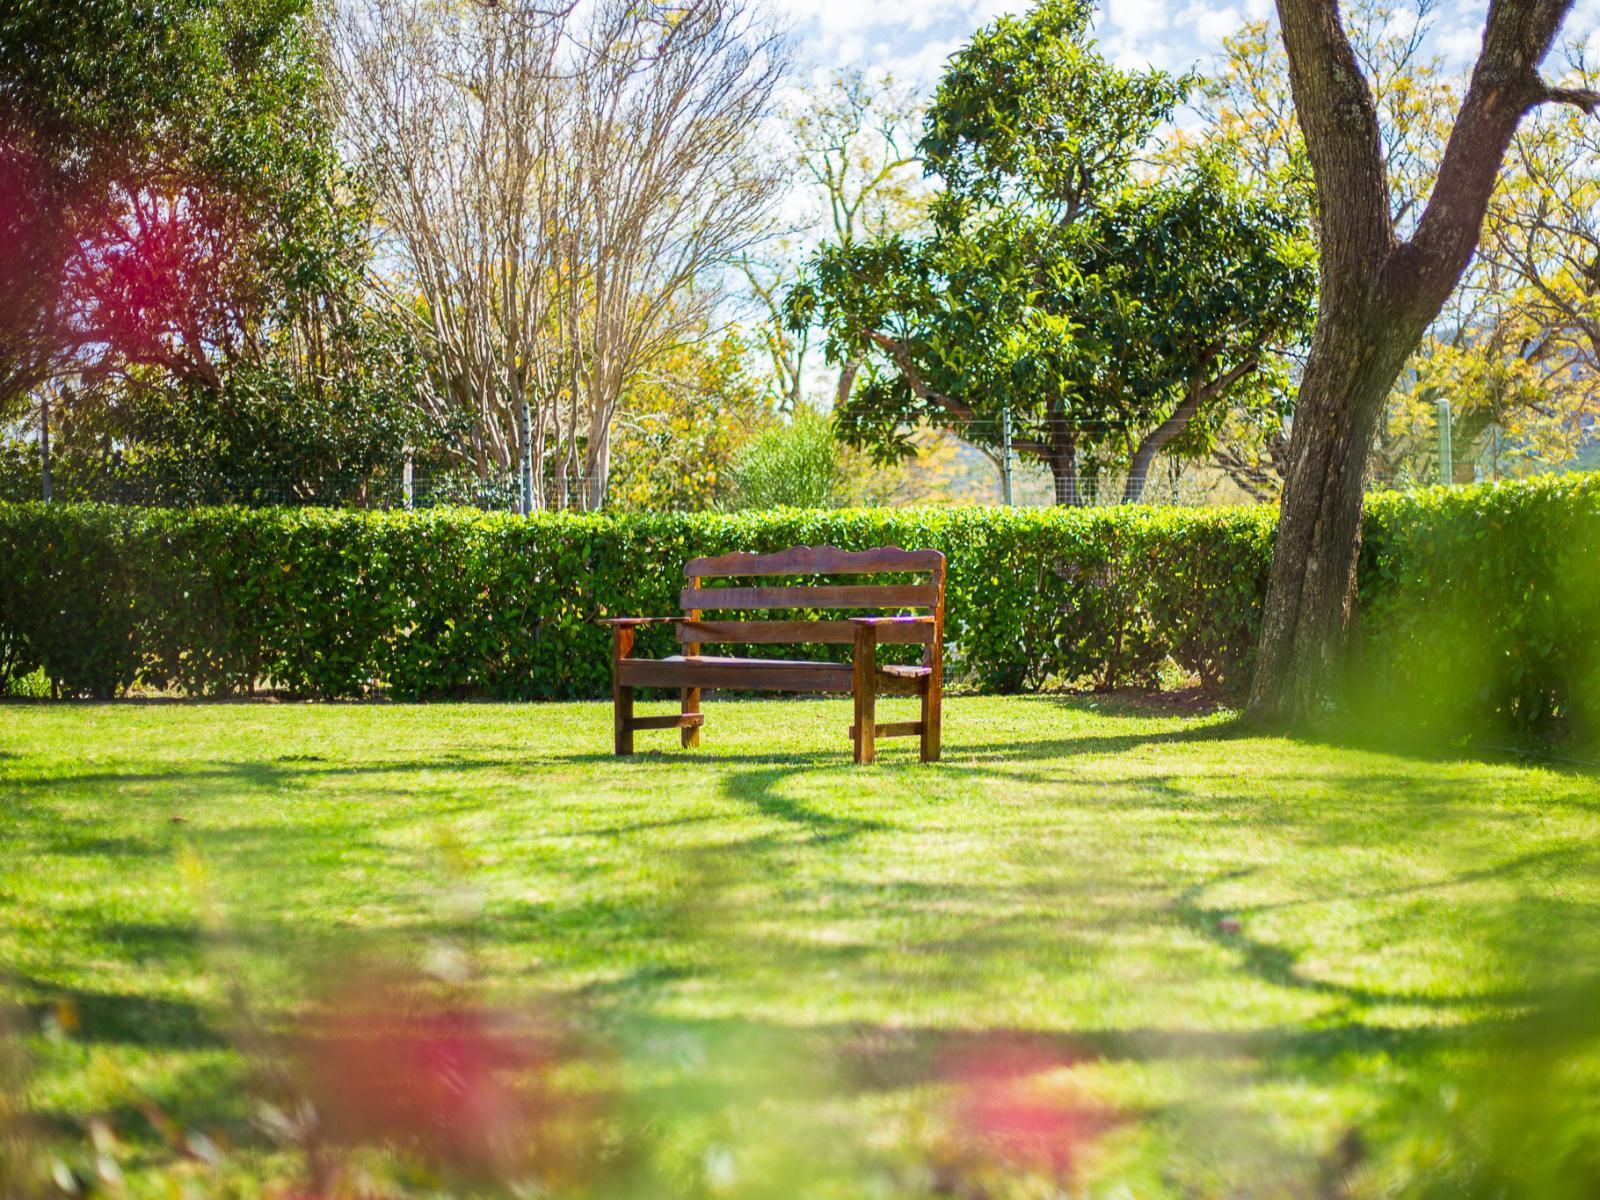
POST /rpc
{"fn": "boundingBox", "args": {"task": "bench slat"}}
[620,657,852,692]
[685,545,943,577]
[675,619,935,646]
[680,584,939,611]
[847,721,923,739]
[625,713,706,731]
[616,656,927,695]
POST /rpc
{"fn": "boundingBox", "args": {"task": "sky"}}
[766,0,1600,92]
[773,0,1268,84]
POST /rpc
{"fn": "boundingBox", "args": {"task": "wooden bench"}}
[601,545,945,764]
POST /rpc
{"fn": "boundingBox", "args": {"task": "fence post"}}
[39,389,51,503]
[1436,398,1452,486]
[403,452,414,511]
[999,407,1014,506]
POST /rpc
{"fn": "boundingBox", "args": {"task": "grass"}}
[2,694,1599,1197]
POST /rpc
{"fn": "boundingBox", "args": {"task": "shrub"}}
[0,502,1277,701]
[0,478,1595,745]
[728,409,844,510]
[1358,475,1600,742]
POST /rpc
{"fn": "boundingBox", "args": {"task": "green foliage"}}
[728,408,845,510]
[787,0,1315,501]
[919,0,1185,217]
[2,478,1594,739]
[0,501,1276,701]
[1358,475,1600,742]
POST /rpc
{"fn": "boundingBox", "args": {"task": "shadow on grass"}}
[3,755,540,794]
[1170,873,1549,1012]
[556,711,1254,769]
[1,970,226,1049]
[1265,711,1600,782]
[717,766,890,844]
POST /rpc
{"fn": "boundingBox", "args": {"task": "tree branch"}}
[867,330,1046,455]
[1273,0,1391,287]
[1533,80,1600,109]
[1121,356,1261,503]
[1398,0,1578,309]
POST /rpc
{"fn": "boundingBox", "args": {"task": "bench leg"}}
[920,635,942,763]
[612,625,635,756]
[852,625,877,765]
[614,685,635,755]
[680,686,701,748]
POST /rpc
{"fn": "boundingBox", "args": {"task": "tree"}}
[789,0,1314,505]
[0,0,439,504]
[741,69,928,410]
[605,330,772,512]
[1246,0,1600,724]
[332,0,787,511]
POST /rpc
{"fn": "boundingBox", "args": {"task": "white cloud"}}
[769,0,1030,85]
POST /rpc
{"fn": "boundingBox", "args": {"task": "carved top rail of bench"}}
[683,545,945,578]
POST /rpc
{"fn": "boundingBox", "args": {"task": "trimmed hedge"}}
[0,477,1595,740]
[1360,475,1600,742]
[0,503,1274,701]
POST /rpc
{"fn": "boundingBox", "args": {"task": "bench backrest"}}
[677,545,945,648]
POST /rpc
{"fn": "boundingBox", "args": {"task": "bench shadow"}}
[550,716,1251,769]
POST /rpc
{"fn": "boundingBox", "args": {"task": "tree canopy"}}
[0,0,440,503]
[787,0,1315,504]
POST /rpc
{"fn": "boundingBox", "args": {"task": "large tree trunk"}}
[1246,0,1591,725]
[1247,303,1427,721]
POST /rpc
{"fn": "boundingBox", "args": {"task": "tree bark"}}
[1247,0,1591,725]
[1047,411,1081,506]
[1122,385,1200,504]
[1249,300,1428,720]
[583,419,610,512]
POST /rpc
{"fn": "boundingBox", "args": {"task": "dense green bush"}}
[1,479,1595,744]
[0,503,1275,700]
[727,409,845,510]
[1359,475,1600,742]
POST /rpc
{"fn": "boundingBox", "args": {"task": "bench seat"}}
[616,654,930,694]
[603,544,945,763]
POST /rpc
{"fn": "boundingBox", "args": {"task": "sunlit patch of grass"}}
[1,696,1598,1196]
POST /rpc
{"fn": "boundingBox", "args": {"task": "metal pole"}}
[1436,398,1453,486]
[402,452,414,511]
[999,408,1014,506]
[39,388,51,503]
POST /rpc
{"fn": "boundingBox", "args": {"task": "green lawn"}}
[2,696,1599,1197]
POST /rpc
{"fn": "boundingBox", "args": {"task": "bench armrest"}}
[598,616,680,627]
[848,615,935,625]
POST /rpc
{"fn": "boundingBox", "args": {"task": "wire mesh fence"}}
[4,404,1594,511]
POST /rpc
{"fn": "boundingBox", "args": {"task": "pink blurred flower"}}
[944,1034,1118,1176]
[295,968,576,1177]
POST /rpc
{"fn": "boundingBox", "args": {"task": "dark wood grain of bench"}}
[600,545,945,763]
